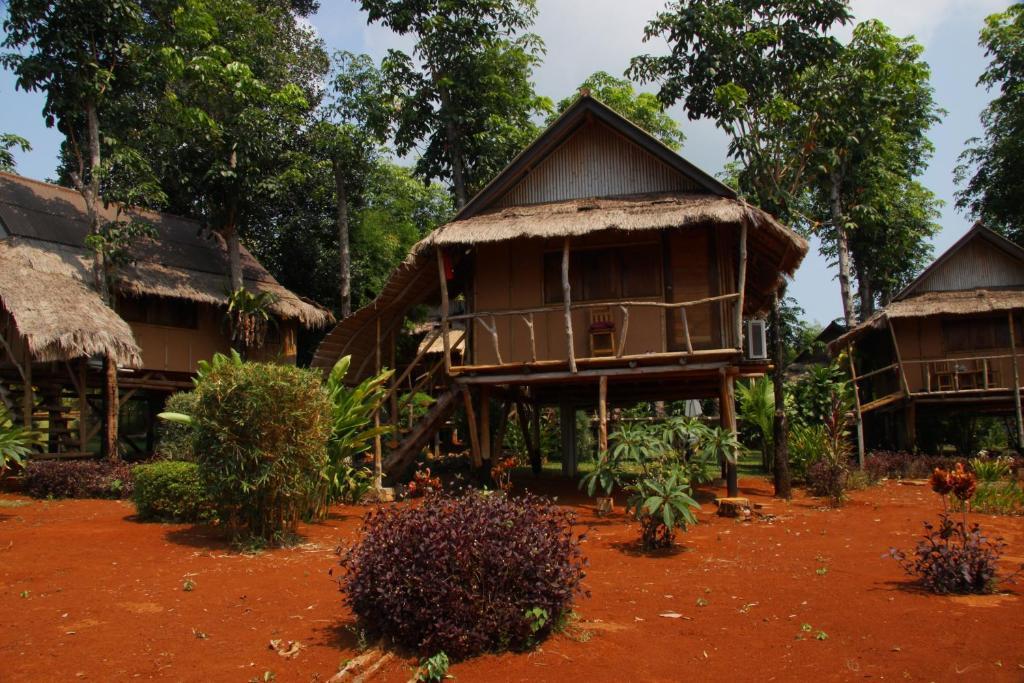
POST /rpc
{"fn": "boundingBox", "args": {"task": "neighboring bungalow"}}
[829,223,1024,454]
[0,172,331,457]
[313,95,807,495]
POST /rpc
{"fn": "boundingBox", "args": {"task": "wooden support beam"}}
[102,354,119,461]
[21,347,32,429]
[531,402,542,475]
[1009,310,1024,449]
[522,313,537,362]
[436,247,452,374]
[78,361,88,453]
[480,386,492,466]
[516,399,542,475]
[561,237,577,374]
[616,305,629,358]
[846,344,865,469]
[388,330,398,439]
[680,306,693,354]
[887,318,911,397]
[373,317,383,489]
[597,375,608,454]
[719,372,738,498]
[478,315,503,365]
[560,401,577,477]
[735,220,748,350]
[461,386,482,468]
[493,401,512,465]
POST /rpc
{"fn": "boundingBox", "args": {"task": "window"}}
[119,296,199,329]
[942,316,1011,352]
[543,244,662,304]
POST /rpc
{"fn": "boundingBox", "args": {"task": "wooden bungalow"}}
[0,172,332,458]
[312,95,807,494]
[829,223,1024,456]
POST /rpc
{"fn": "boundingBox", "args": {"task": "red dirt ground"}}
[2,477,1023,682]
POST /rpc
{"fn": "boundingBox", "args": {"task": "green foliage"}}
[132,461,216,523]
[362,0,550,204]
[0,133,30,172]
[189,357,331,546]
[155,391,198,461]
[313,355,393,516]
[625,467,701,551]
[969,456,1024,515]
[787,423,828,479]
[700,426,742,468]
[790,364,849,426]
[805,391,853,505]
[227,288,278,353]
[737,378,774,465]
[553,71,684,149]
[579,451,623,497]
[0,410,33,475]
[956,4,1024,242]
[415,651,452,682]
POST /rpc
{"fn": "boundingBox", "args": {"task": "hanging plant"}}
[226,288,278,353]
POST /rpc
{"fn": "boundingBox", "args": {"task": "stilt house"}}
[0,172,331,458]
[829,224,1024,454]
[312,96,807,492]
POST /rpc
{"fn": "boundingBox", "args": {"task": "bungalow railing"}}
[439,292,741,373]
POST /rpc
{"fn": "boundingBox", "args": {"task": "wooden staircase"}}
[382,386,460,477]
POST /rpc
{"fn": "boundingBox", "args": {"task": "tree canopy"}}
[552,71,685,150]
[956,3,1024,243]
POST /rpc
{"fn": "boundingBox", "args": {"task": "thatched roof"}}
[0,173,332,364]
[829,289,1024,352]
[0,237,141,366]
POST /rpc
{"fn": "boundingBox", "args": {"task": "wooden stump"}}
[715,496,751,518]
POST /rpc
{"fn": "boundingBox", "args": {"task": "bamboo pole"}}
[616,306,629,358]
[598,375,608,454]
[735,220,748,350]
[480,386,491,466]
[22,347,32,430]
[78,361,88,453]
[522,313,537,362]
[436,247,452,374]
[680,306,693,354]
[1009,311,1024,449]
[719,372,738,498]
[373,317,383,489]
[446,292,741,321]
[886,317,911,396]
[561,238,577,373]
[388,330,398,445]
[461,386,482,468]
[846,343,865,469]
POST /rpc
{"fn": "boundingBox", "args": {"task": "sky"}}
[0,0,1014,326]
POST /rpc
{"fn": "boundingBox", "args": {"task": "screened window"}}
[543,244,662,304]
[119,297,199,329]
[942,316,1012,352]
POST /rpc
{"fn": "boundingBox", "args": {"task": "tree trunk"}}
[830,171,856,328]
[857,268,874,320]
[436,83,468,209]
[770,292,792,499]
[225,148,243,292]
[332,157,352,318]
[103,354,119,462]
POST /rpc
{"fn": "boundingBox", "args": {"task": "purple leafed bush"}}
[339,491,587,660]
[889,513,1011,594]
[865,451,963,482]
[24,459,134,499]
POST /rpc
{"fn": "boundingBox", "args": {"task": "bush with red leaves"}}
[339,491,587,660]
[24,459,134,499]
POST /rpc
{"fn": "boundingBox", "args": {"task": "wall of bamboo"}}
[916,237,1024,293]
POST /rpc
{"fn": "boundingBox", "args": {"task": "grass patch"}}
[0,499,31,508]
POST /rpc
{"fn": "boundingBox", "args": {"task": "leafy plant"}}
[23,460,134,499]
[187,358,332,546]
[415,651,452,682]
[700,426,742,470]
[226,288,278,354]
[132,461,216,523]
[787,423,827,479]
[155,391,198,461]
[0,413,33,476]
[737,378,774,469]
[806,390,852,505]
[625,467,701,551]
[578,450,624,497]
[340,491,586,660]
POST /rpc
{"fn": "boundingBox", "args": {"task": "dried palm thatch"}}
[0,238,141,366]
[829,289,1024,352]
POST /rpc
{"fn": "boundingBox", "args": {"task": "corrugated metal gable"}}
[494,120,698,208]
[916,235,1024,293]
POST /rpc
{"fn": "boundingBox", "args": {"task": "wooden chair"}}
[589,307,616,357]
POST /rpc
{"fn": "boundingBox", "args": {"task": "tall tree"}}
[552,71,685,150]
[316,51,392,317]
[806,20,941,326]
[629,0,852,498]
[0,134,30,172]
[956,4,1024,242]
[361,0,550,207]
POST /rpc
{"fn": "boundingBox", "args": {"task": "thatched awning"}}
[829,289,1024,352]
[0,238,141,366]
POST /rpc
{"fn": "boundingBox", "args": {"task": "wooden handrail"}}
[902,354,1014,364]
[445,292,741,322]
[850,362,899,382]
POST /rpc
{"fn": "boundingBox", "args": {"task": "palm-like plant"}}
[626,467,701,550]
[226,288,278,353]
[701,425,742,468]
[579,449,624,497]
[0,421,33,475]
[737,378,774,470]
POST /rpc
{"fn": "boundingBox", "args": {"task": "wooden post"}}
[531,402,542,475]
[560,401,577,477]
[493,401,512,465]
[461,386,482,468]
[102,354,118,461]
[373,317,383,489]
[719,372,738,497]
[680,306,693,354]
[1009,310,1024,449]
[597,375,608,454]
[480,386,492,466]
[517,400,542,475]
[21,348,32,430]
[616,305,629,358]
[561,237,577,373]
[436,247,452,374]
[846,344,865,469]
[522,313,537,362]
[887,317,910,397]
[78,360,88,452]
[388,330,399,444]
[735,220,748,350]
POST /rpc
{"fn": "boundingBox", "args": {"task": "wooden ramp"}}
[382,386,460,478]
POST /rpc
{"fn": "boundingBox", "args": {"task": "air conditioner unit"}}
[744,319,768,360]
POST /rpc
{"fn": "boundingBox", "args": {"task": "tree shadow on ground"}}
[611,539,691,558]
[310,619,363,651]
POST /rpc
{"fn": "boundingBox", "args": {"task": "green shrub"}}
[190,356,332,546]
[132,461,215,522]
[155,391,198,461]
[788,423,827,479]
